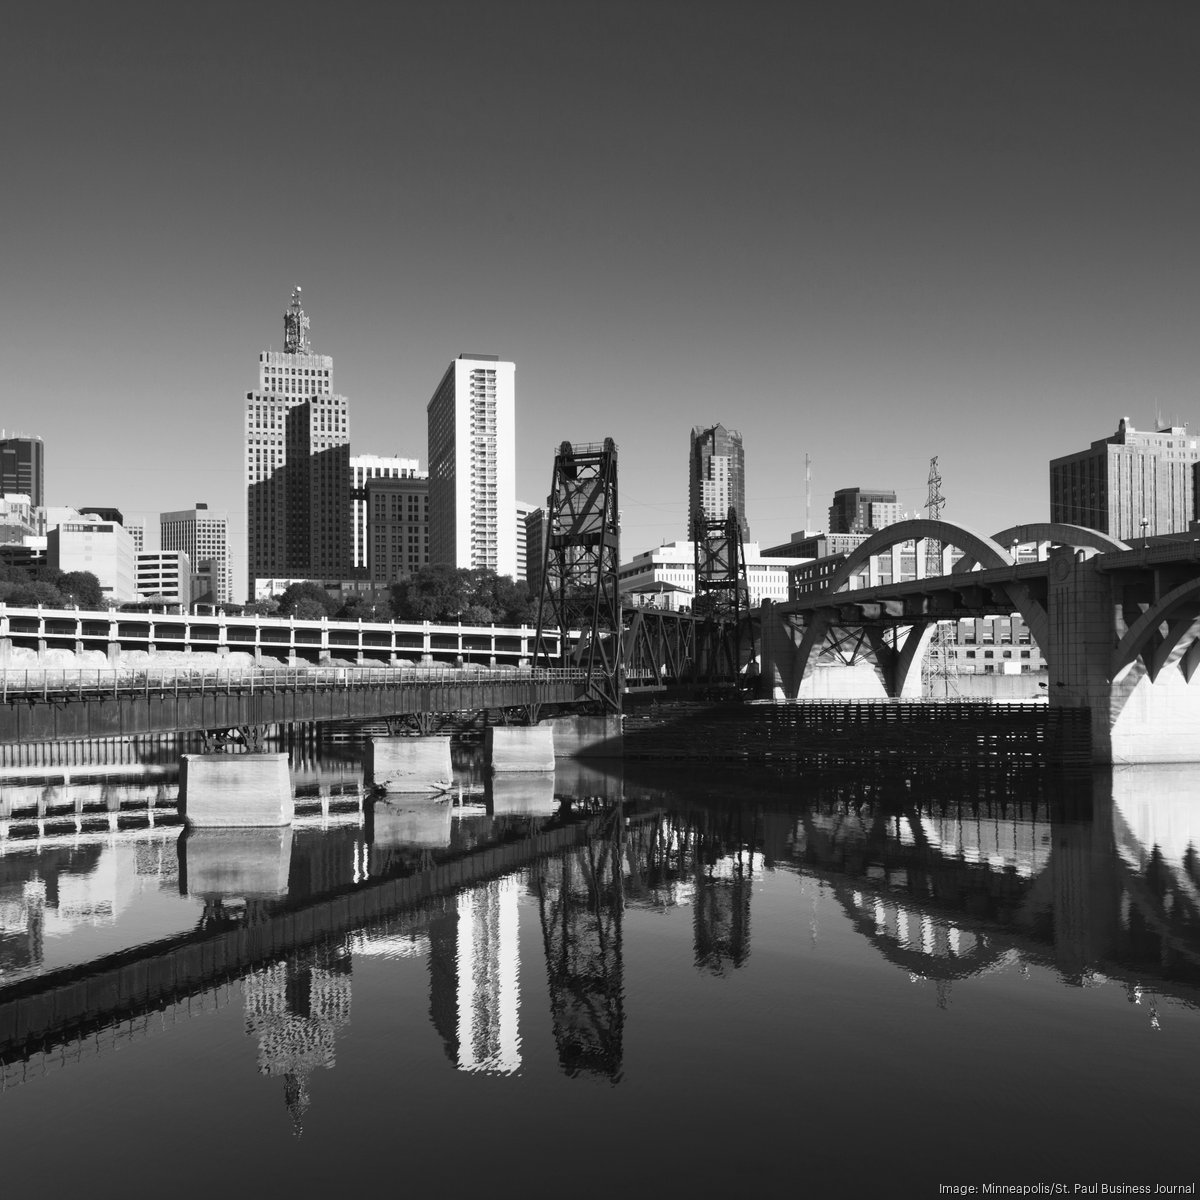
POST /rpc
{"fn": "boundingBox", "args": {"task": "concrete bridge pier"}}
[365,735,453,793]
[179,753,294,827]
[546,714,623,758]
[1046,547,1200,763]
[486,726,555,771]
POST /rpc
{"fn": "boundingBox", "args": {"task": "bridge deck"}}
[0,666,587,743]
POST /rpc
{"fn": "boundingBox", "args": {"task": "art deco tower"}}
[245,288,351,597]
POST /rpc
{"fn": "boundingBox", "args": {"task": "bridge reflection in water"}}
[2,754,1200,1138]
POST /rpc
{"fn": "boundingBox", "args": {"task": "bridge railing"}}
[0,665,587,701]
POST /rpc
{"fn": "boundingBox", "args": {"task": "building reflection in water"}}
[0,833,181,983]
[429,876,521,1074]
[243,946,353,1135]
[12,755,1200,1114]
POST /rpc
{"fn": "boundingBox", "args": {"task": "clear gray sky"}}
[5,0,1200,588]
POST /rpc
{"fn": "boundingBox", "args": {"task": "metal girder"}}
[533,440,623,712]
[622,607,697,685]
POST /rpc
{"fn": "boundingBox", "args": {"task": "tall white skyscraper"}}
[245,288,350,597]
[426,355,516,577]
[161,503,231,604]
[350,454,424,572]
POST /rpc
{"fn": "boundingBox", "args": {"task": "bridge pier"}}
[486,726,555,771]
[546,714,623,758]
[365,735,453,793]
[1047,547,1200,763]
[179,753,294,827]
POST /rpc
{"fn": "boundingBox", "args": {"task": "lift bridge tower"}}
[532,440,622,712]
[691,506,750,682]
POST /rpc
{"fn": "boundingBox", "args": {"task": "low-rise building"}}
[136,551,191,604]
[48,515,136,602]
[619,541,805,610]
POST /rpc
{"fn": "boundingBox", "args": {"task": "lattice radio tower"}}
[923,456,956,696]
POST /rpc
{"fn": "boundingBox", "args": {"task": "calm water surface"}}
[1,749,1198,1197]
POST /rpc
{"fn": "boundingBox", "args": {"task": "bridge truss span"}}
[764,518,1054,701]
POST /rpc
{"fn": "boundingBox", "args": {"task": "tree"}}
[3,579,67,607]
[391,566,534,625]
[391,564,472,623]
[290,597,330,621]
[58,571,104,609]
[337,593,393,622]
[276,581,337,618]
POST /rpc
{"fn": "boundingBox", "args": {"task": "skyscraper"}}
[426,355,516,577]
[689,424,749,540]
[1049,417,1200,540]
[245,288,351,597]
[161,503,231,605]
[0,435,44,507]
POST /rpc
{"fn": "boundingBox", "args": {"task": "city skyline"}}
[6,3,1200,590]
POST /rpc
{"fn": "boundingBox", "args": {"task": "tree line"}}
[259,566,540,626]
[0,563,106,609]
[0,562,542,628]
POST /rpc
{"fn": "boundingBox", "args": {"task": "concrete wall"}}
[941,672,1049,701]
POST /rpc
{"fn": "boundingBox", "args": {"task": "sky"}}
[5,0,1200,593]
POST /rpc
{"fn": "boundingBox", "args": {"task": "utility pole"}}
[805,453,812,532]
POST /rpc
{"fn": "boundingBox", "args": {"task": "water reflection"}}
[4,754,1200,1122]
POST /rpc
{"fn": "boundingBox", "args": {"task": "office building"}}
[136,551,191,604]
[828,488,901,534]
[0,435,44,507]
[619,541,802,611]
[366,474,429,586]
[762,531,872,560]
[689,424,749,540]
[0,494,36,544]
[1050,417,1200,540]
[48,515,136,603]
[246,288,351,597]
[514,500,536,582]
[427,355,516,577]
[161,503,231,605]
[524,505,547,598]
[351,454,424,573]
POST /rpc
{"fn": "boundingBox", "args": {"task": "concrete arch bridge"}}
[757,519,1200,763]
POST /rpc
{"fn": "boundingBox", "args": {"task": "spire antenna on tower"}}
[284,285,312,354]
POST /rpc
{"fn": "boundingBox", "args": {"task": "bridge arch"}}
[826,518,1015,595]
[953,523,1129,573]
[824,518,1050,686]
[1112,577,1200,683]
